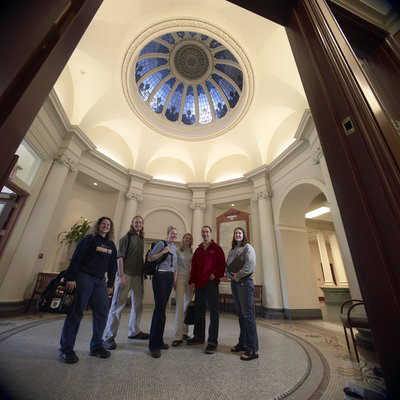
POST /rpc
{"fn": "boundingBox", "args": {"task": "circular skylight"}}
[122,20,253,140]
[136,31,242,127]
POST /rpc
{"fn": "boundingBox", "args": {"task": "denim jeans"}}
[193,279,219,345]
[60,272,109,352]
[149,271,173,351]
[231,279,259,352]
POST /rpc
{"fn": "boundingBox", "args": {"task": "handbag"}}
[184,301,196,325]
[37,271,75,314]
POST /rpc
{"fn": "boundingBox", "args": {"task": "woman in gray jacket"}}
[226,227,259,361]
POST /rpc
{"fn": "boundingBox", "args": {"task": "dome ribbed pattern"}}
[135,31,243,126]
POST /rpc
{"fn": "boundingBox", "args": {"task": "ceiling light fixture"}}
[305,206,330,219]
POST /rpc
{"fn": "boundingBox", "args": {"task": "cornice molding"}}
[147,178,188,190]
[209,176,248,189]
[128,169,152,184]
[48,90,96,152]
[274,223,307,233]
[244,165,268,182]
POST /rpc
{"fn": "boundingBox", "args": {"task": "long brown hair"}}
[89,217,115,241]
[231,227,249,250]
[179,233,193,253]
[128,215,144,239]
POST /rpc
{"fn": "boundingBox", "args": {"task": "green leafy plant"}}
[57,217,92,246]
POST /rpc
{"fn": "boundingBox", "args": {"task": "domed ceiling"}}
[54,0,309,184]
[134,31,244,132]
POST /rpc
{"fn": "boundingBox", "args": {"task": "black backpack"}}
[143,240,170,278]
[37,270,76,314]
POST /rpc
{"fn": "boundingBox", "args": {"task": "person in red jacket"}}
[187,225,225,354]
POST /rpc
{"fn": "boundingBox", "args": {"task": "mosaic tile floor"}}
[0,307,386,399]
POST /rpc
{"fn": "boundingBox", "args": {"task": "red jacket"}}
[189,240,226,288]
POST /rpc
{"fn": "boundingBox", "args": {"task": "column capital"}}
[253,189,272,201]
[53,152,78,172]
[312,146,323,165]
[126,191,143,201]
[190,201,206,210]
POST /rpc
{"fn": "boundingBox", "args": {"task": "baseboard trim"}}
[284,308,323,320]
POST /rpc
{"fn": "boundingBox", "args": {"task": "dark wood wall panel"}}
[0,0,103,188]
[228,0,400,396]
[286,1,400,396]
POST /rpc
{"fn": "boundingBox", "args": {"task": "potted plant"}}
[57,217,92,246]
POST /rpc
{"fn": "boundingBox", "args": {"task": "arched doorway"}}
[276,182,323,319]
[276,179,351,321]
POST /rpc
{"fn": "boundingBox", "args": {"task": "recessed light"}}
[93,182,98,186]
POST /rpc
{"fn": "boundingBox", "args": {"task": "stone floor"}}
[0,306,386,400]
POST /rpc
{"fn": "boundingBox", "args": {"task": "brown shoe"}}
[151,349,161,358]
[128,332,150,340]
[172,340,183,347]
[103,338,117,350]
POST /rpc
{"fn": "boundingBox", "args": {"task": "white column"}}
[0,153,74,301]
[38,161,79,272]
[316,230,335,286]
[120,171,151,236]
[328,232,348,286]
[255,190,283,310]
[188,183,209,246]
[120,192,140,235]
[191,202,205,246]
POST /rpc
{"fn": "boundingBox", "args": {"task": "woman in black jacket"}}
[58,216,117,364]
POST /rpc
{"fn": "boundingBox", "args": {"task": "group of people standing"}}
[58,215,259,363]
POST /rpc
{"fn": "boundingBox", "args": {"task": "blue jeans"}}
[60,272,109,352]
[231,279,259,352]
[193,279,219,345]
[149,271,173,351]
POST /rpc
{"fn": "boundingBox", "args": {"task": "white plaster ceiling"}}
[54,0,310,184]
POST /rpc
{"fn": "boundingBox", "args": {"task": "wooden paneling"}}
[227,0,400,396]
[0,0,103,188]
[286,1,400,396]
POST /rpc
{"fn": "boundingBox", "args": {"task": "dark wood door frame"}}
[0,0,103,188]
[229,0,400,396]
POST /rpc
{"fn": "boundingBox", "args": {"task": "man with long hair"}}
[59,217,117,363]
[103,216,149,350]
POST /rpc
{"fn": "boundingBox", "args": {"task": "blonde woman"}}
[172,233,193,346]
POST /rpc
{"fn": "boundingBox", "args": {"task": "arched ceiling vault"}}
[54,0,308,184]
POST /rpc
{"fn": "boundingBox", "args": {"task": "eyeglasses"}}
[167,226,177,233]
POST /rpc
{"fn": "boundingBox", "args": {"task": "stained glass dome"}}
[135,31,243,128]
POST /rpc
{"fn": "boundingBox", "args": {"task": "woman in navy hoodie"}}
[59,216,117,364]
